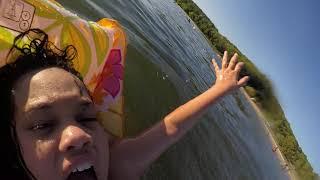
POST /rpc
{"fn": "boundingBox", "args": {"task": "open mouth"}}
[67,166,97,180]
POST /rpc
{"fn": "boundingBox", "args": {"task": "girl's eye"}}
[31,123,52,131]
[29,122,55,137]
[78,118,98,128]
[79,118,97,122]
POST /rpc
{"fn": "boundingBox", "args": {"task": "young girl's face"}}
[13,67,109,180]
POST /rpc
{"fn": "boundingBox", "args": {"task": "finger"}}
[222,51,228,70]
[228,53,238,70]
[237,76,250,87]
[235,62,245,76]
[217,54,222,60]
[212,58,220,74]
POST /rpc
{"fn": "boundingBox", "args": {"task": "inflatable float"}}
[0,0,127,137]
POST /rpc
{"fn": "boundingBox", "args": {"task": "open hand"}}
[212,51,250,94]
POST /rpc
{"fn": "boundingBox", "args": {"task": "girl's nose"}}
[59,125,92,153]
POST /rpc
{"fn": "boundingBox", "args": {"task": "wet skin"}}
[13,67,110,180]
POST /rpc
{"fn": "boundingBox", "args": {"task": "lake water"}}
[58,0,288,179]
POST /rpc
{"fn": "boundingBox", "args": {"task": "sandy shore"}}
[240,88,298,180]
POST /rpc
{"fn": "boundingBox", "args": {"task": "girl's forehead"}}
[13,67,90,113]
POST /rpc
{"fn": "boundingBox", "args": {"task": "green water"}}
[58,0,288,179]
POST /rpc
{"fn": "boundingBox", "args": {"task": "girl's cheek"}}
[34,139,57,160]
[20,138,59,178]
[19,136,56,163]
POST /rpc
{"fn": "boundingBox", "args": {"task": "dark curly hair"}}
[0,29,82,179]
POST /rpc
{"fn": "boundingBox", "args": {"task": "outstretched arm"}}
[109,51,249,180]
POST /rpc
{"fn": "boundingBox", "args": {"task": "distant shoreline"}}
[240,88,297,180]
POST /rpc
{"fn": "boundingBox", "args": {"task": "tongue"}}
[67,168,97,180]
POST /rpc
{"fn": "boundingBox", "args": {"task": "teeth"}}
[72,163,93,173]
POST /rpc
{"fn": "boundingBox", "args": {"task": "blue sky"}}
[192,0,320,174]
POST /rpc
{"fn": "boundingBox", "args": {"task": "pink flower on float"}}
[98,49,124,98]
